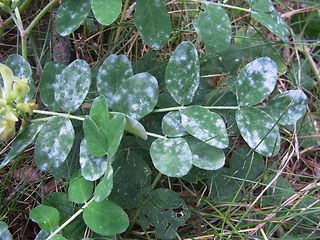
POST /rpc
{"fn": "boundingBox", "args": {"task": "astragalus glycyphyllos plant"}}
[0,0,318,239]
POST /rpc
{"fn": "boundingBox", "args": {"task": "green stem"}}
[152,105,240,113]
[33,110,85,121]
[146,131,166,139]
[190,0,251,13]
[301,45,320,83]
[114,0,130,43]
[46,198,94,240]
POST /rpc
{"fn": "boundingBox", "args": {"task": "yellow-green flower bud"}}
[12,77,30,103]
[0,119,16,142]
[16,100,38,114]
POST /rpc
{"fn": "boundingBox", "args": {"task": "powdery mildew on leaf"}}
[97,54,133,106]
[79,139,108,181]
[55,59,91,113]
[135,0,171,50]
[185,136,225,171]
[6,54,32,78]
[91,0,122,26]
[55,0,91,36]
[161,111,186,137]
[236,107,280,157]
[266,89,308,125]
[112,72,159,120]
[180,106,229,149]
[150,138,192,177]
[236,57,277,106]
[165,41,200,105]
[35,117,74,172]
[193,3,232,53]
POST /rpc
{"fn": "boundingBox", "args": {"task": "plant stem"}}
[189,0,251,13]
[301,44,320,83]
[146,131,166,139]
[33,110,85,121]
[114,0,130,43]
[152,105,240,113]
[46,198,94,240]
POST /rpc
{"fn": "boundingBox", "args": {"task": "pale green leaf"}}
[236,107,280,157]
[236,57,277,106]
[180,106,229,149]
[94,166,113,202]
[165,41,200,105]
[150,138,192,177]
[29,205,60,232]
[91,0,122,25]
[0,222,12,240]
[68,170,93,204]
[193,3,232,53]
[112,73,159,120]
[55,59,91,113]
[135,0,171,50]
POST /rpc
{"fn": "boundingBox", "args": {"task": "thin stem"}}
[33,110,85,121]
[152,105,240,113]
[46,198,94,240]
[146,131,167,139]
[151,172,162,190]
[114,0,130,43]
[189,0,251,13]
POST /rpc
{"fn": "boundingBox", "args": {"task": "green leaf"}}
[139,188,191,240]
[97,54,133,106]
[106,114,126,158]
[83,200,129,236]
[1,122,44,170]
[0,221,12,240]
[50,235,67,240]
[236,107,280,157]
[180,106,229,149]
[83,115,107,157]
[40,62,65,111]
[265,90,308,125]
[80,139,109,181]
[29,205,60,232]
[165,41,200,105]
[55,59,91,113]
[91,0,122,26]
[250,1,290,41]
[193,3,232,53]
[161,111,186,137]
[94,166,113,202]
[236,57,277,106]
[55,0,91,36]
[68,170,93,204]
[89,95,110,139]
[185,136,225,171]
[35,117,74,173]
[110,112,147,140]
[109,151,151,209]
[135,0,172,50]
[112,73,159,120]
[150,138,192,177]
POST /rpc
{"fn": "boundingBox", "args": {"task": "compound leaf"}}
[165,41,200,105]
[135,0,171,50]
[91,0,122,26]
[180,106,229,149]
[193,2,232,53]
[150,138,192,178]
[55,59,91,113]
[236,107,280,157]
[29,205,60,233]
[236,57,277,106]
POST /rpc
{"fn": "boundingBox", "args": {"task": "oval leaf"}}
[97,54,133,106]
[265,90,308,125]
[180,106,229,149]
[91,0,122,25]
[89,95,110,139]
[112,72,159,120]
[236,107,280,157]
[80,139,109,181]
[0,222,12,240]
[55,59,91,113]
[185,136,225,171]
[35,117,74,173]
[29,205,60,232]
[68,170,93,204]
[162,111,186,137]
[135,0,172,50]
[94,166,113,202]
[83,200,129,236]
[193,3,232,53]
[40,61,65,111]
[55,0,91,36]
[106,114,126,158]
[139,188,191,240]
[150,138,192,177]
[236,57,277,106]
[165,41,200,105]
[83,115,108,157]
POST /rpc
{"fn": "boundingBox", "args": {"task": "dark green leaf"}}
[89,95,110,139]
[165,41,200,105]
[135,0,171,50]
[91,0,122,25]
[94,166,113,202]
[150,138,192,177]
[83,200,129,236]
[68,170,93,204]
[29,205,60,232]
[106,114,126,158]
[236,107,280,157]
